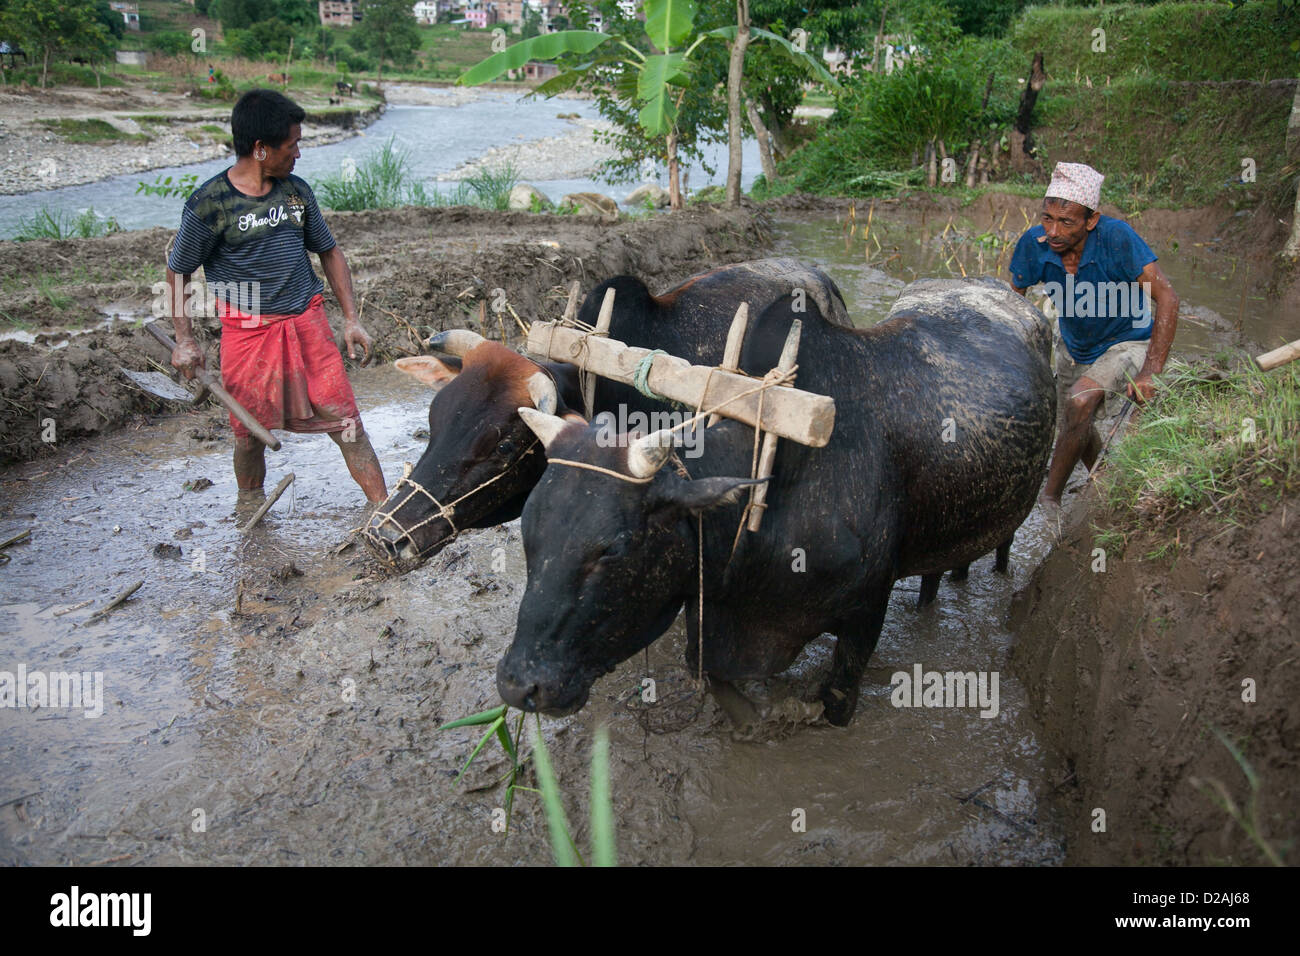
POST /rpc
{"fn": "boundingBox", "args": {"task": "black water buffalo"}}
[498,277,1056,726]
[364,258,850,565]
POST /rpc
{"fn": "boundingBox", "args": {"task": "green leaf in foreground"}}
[458,31,612,86]
[590,726,615,867]
[531,717,579,866]
[438,703,508,730]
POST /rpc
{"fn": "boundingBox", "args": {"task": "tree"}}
[0,0,108,88]
[459,0,833,209]
[211,0,273,30]
[354,0,420,83]
[522,7,543,39]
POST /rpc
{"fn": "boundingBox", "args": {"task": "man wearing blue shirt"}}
[1009,162,1179,510]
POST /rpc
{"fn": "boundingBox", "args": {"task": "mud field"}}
[1,196,1293,866]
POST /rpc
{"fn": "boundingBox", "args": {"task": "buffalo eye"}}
[496,439,516,457]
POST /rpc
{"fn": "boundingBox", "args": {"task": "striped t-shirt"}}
[167,171,335,316]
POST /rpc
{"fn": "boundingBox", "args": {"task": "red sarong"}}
[218,293,361,440]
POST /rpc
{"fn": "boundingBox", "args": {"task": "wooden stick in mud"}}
[0,528,32,550]
[88,579,144,621]
[53,598,94,617]
[144,323,280,450]
[748,320,802,532]
[562,280,581,322]
[240,473,295,533]
[527,322,834,447]
[708,302,749,427]
[1256,337,1300,371]
[580,287,616,417]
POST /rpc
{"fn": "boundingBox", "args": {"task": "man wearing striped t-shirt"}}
[165,89,386,504]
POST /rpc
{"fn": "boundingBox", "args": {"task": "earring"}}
[256,149,266,160]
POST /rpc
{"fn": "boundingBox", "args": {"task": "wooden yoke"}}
[707,302,749,427]
[581,287,615,417]
[747,320,801,532]
[526,320,835,448]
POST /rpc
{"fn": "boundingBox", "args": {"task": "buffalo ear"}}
[395,354,462,389]
[651,476,767,514]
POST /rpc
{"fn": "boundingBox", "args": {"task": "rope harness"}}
[364,438,542,564]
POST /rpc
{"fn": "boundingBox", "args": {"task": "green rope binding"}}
[633,349,669,401]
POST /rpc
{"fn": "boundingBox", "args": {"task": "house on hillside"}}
[413,1,440,24]
[464,2,496,28]
[109,2,141,31]
[523,60,558,81]
[319,1,361,26]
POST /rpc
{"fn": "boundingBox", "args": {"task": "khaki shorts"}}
[1055,339,1147,432]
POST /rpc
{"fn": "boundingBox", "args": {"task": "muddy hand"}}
[171,339,205,380]
[1126,372,1156,404]
[344,322,373,367]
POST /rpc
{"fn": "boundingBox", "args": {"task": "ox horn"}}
[525,371,557,415]
[426,329,487,356]
[628,429,676,479]
[518,407,568,451]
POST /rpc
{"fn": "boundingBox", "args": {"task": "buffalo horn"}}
[518,407,569,450]
[526,371,558,415]
[426,329,487,356]
[627,429,675,478]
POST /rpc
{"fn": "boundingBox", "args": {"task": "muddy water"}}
[25,204,1256,866]
[770,204,1284,349]
[0,366,1070,866]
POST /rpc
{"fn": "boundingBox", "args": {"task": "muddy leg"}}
[707,677,760,730]
[1042,377,1105,504]
[233,434,267,491]
[819,584,890,726]
[995,537,1012,574]
[329,427,387,503]
[917,572,941,609]
[950,564,970,582]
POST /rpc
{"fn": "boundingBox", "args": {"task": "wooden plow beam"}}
[526,319,835,449]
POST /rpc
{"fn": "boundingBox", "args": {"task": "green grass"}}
[1034,75,1295,209]
[314,139,520,212]
[4,63,124,87]
[416,24,501,80]
[314,137,431,211]
[13,207,122,242]
[1011,2,1298,83]
[438,704,617,866]
[1100,359,1300,526]
[40,118,151,144]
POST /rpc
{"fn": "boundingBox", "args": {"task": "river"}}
[0,88,761,238]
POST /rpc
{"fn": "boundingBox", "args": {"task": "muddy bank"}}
[1008,491,1299,865]
[0,206,771,465]
[0,83,383,196]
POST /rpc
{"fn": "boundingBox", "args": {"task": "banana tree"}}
[458,0,835,210]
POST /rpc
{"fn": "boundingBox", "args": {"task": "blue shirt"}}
[1009,215,1157,364]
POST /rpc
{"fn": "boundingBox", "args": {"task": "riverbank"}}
[0,83,384,197]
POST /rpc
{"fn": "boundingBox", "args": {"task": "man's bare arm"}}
[317,245,372,364]
[1130,260,1179,402]
[166,266,204,378]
